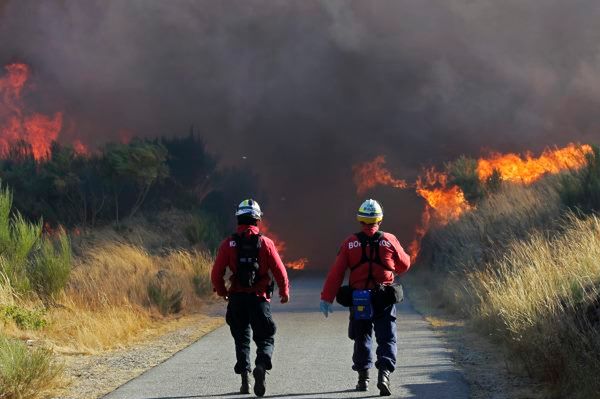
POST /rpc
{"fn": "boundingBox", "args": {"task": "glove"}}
[280,294,289,304]
[320,300,333,318]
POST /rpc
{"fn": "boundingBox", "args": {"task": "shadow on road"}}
[141,389,381,399]
[403,370,469,399]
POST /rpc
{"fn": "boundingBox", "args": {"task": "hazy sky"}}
[1,0,599,265]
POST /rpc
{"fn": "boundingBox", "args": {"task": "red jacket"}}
[320,231,411,303]
[211,225,290,300]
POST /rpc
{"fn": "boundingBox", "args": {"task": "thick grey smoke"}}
[1,0,600,266]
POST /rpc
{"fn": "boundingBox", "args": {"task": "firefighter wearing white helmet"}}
[320,199,411,396]
[235,199,263,220]
[211,198,289,396]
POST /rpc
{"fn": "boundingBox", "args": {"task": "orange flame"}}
[353,155,408,195]
[408,207,431,260]
[72,139,90,156]
[353,143,592,261]
[260,218,306,270]
[409,168,471,260]
[287,258,308,270]
[415,168,472,225]
[477,143,592,184]
[0,63,65,161]
[259,218,287,254]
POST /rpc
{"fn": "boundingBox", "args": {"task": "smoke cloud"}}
[1,0,600,266]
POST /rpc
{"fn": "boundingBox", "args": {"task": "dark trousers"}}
[348,304,397,372]
[226,293,276,374]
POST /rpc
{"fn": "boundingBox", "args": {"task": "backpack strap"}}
[349,231,395,289]
[350,232,371,271]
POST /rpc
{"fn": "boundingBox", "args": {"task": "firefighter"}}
[211,199,290,397]
[320,199,411,396]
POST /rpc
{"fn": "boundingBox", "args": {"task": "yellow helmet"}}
[356,199,383,223]
[235,199,263,220]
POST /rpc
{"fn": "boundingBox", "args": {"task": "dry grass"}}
[44,301,152,354]
[417,174,600,397]
[0,208,217,398]
[469,215,600,396]
[423,178,562,274]
[2,212,215,354]
[40,242,214,353]
[67,242,211,309]
[0,272,16,307]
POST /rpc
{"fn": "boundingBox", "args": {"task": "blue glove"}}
[320,300,333,318]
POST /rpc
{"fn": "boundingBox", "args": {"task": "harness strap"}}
[349,231,394,289]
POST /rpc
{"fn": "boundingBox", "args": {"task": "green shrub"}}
[147,271,183,315]
[184,212,223,251]
[0,183,72,299]
[446,156,485,203]
[27,233,72,301]
[0,187,42,292]
[0,306,46,330]
[0,335,63,399]
[560,145,600,213]
[192,274,212,297]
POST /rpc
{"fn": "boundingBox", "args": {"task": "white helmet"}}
[235,199,262,220]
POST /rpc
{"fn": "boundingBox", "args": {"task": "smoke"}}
[1,0,600,266]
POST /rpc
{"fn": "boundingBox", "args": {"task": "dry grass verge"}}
[469,215,600,397]
[415,169,600,397]
[1,211,217,398]
[44,242,213,353]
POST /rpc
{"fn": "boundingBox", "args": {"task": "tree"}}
[103,140,169,222]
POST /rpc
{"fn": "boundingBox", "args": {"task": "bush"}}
[0,335,63,399]
[27,233,72,301]
[147,270,183,316]
[0,183,72,298]
[560,145,600,213]
[446,156,503,204]
[184,212,223,251]
[446,156,484,203]
[0,187,42,293]
[0,305,46,330]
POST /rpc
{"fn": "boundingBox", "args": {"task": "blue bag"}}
[352,289,373,320]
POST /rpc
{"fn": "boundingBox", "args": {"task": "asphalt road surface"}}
[104,278,470,399]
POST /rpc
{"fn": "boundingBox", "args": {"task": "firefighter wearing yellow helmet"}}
[320,199,411,396]
[356,199,384,224]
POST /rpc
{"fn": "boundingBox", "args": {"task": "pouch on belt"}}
[352,289,373,320]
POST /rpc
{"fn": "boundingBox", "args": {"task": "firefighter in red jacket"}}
[211,199,290,397]
[320,199,411,396]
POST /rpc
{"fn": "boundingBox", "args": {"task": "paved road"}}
[104,278,469,399]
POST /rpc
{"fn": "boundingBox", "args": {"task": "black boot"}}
[253,364,266,397]
[356,369,369,391]
[377,369,392,396]
[239,371,250,394]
